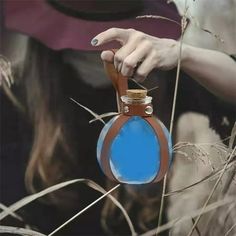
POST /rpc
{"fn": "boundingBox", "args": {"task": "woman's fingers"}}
[120,41,152,77]
[91,28,130,46]
[100,41,136,71]
[133,54,157,82]
[92,28,167,81]
[113,41,136,72]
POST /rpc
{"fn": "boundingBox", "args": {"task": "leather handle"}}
[103,50,128,111]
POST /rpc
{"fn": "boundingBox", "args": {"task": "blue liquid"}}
[97,116,172,184]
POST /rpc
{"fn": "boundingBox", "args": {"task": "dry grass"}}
[1,0,235,235]
[0,179,136,235]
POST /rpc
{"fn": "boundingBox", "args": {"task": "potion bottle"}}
[97,89,172,184]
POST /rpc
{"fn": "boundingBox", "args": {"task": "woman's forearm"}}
[181,45,236,102]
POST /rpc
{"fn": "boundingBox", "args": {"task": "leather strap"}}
[100,115,131,182]
[102,50,170,183]
[121,103,153,117]
[145,117,170,183]
[103,50,128,111]
[101,115,169,183]
[104,60,128,97]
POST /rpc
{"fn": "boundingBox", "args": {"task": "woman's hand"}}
[92,28,181,81]
[92,27,236,102]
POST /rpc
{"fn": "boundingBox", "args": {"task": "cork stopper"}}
[126,89,147,99]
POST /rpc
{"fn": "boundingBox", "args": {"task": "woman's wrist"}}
[180,43,194,69]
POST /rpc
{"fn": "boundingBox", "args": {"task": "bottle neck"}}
[121,95,152,105]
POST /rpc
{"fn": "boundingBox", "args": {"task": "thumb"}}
[101,50,115,62]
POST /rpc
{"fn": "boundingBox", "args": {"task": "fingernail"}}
[91,38,98,46]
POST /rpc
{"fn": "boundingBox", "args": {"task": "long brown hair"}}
[19,39,77,203]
